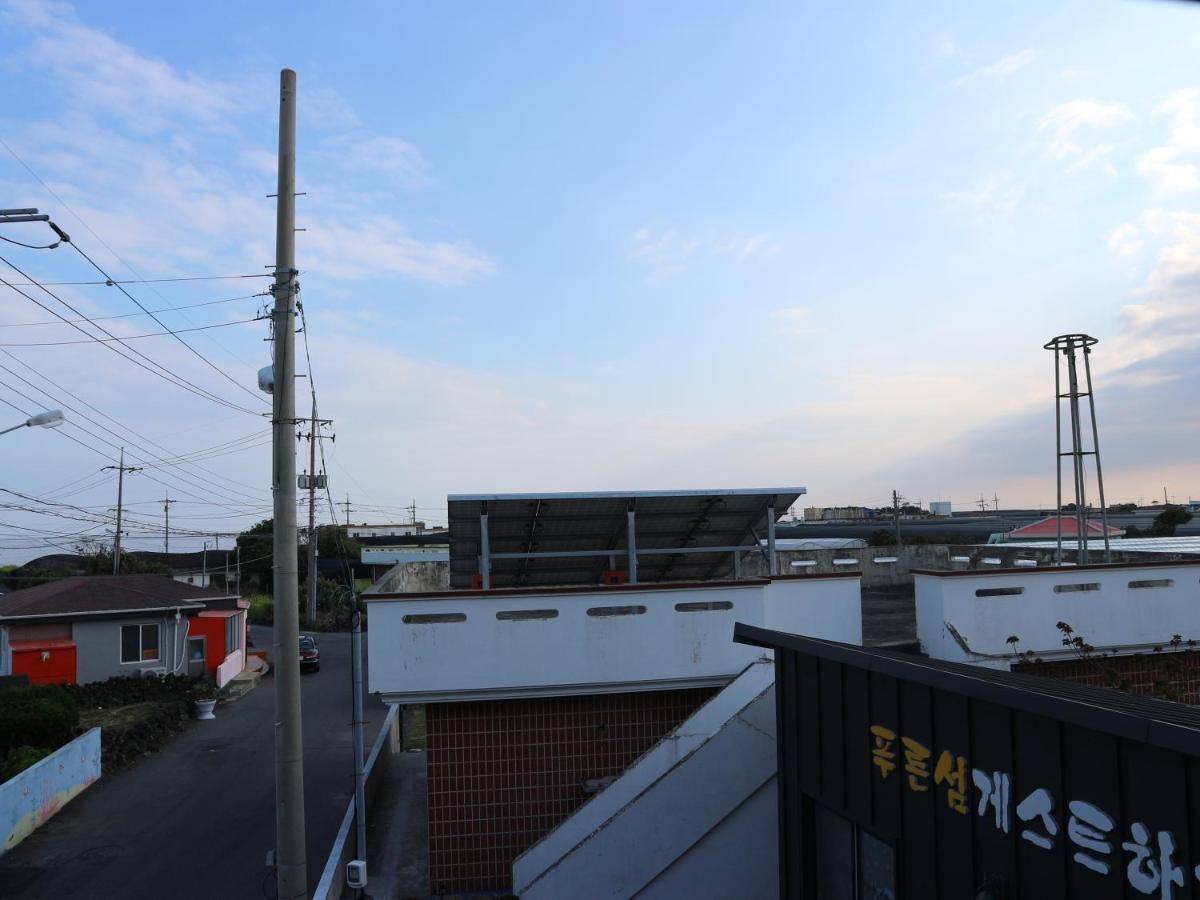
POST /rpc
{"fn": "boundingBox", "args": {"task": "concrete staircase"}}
[512,657,778,899]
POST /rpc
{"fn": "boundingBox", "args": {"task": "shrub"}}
[247,594,273,625]
[0,684,79,756]
[64,672,196,710]
[0,745,51,782]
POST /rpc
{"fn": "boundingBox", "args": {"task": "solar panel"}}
[446,488,805,589]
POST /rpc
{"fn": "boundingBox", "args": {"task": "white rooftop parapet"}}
[365,574,861,704]
[914,560,1200,669]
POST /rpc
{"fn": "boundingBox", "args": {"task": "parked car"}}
[299,635,320,673]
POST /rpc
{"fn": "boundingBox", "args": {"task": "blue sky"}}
[1,0,1199,562]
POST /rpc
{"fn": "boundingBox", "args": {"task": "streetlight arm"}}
[0,409,65,437]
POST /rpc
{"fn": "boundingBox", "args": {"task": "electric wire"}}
[0,364,270,511]
[0,136,269,389]
[0,315,263,347]
[0,232,62,250]
[0,257,262,415]
[0,291,267,327]
[0,349,272,502]
[66,240,270,408]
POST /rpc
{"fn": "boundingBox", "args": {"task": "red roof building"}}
[1006,515,1124,540]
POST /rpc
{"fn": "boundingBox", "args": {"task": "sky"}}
[1,0,1199,564]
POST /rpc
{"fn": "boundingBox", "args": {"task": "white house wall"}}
[366,576,862,704]
[915,562,1200,668]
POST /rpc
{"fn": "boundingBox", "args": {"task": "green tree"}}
[867,529,896,547]
[1151,506,1193,537]
[73,540,168,576]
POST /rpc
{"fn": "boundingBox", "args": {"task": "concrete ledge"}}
[1,728,101,856]
[313,705,399,900]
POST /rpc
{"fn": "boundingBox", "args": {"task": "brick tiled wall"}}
[426,687,718,894]
[1013,650,1200,705]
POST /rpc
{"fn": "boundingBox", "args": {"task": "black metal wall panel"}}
[931,689,974,899]
[741,627,1200,900]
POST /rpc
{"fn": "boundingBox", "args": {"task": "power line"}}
[0,137,269,380]
[0,257,262,415]
[66,240,270,408]
[0,315,263,347]
[0,274,272,286]
[0,291,266,327]
[0,353,270,505]
[0,232,62,250]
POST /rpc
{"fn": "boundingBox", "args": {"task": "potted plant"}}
[192,680,218,720]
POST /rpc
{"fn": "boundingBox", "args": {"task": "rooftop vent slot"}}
[402,613,466,624]
[1129,579,1173,590]
[674,601,734,613]
[1053,583,1100,593]
[975,587,1024,597]
[496,609,560,621]
[586,605,647,618]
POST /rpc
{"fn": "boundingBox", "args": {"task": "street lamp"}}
[0,409,65,437]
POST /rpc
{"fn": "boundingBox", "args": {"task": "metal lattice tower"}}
[1044,333,1111,565]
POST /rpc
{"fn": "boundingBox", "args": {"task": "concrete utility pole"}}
[105,448,141,574]
[301,401,333,626]
[307,401,318,626]
[342,494,352,527]
[162,495,177,553]
[350,589,367,866]
[892,489,903,547]
[270,67,306,900]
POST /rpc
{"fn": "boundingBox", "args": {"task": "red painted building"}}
[0,576,246,686]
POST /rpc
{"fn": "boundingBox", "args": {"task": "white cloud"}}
[1106,222,1143,261]
[953,48,1035,88]
[772,306,818,336]
[943,181,1025,211]
[3,0,244,132]
[318,134,428,186]
[304,217,494,285]
[1037,99,1134,175]
[1136,88,1200,193]
[631,225,776,273]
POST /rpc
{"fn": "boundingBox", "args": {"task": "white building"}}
[346,522,428,539]
[363,487,875,895]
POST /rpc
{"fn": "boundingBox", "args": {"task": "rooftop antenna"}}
[1044,334,1111,566]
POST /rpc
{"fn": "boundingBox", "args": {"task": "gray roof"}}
[447,487,805,589]
[0,575,233,620]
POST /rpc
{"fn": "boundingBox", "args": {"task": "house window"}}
[813,804,896,899]
[225,615,242,653]
[1053,583,1100,593]
[121,623,160,664]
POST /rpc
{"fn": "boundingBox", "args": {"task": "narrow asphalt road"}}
[0,625,386,900]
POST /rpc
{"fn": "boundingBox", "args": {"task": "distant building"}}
[347,522,427,539]
[1003,515,1123,541]
[361,486,873,895]
[0,575,247,686]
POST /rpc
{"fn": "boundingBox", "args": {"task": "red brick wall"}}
[426,687,718,894]
[1013,650,1200,705]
